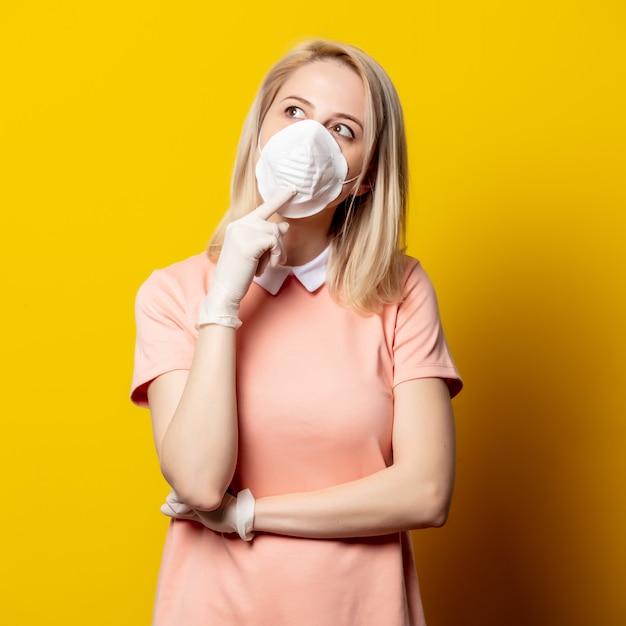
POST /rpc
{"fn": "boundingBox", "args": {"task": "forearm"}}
[159,325,238,510]
[253,461,455,539]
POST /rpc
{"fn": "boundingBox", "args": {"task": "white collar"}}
[253,247,329,295]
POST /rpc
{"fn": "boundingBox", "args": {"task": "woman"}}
[131,39,462,626]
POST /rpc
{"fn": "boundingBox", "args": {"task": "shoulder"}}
[379,254,441,341]
[385,255,443,349]
[389,256,463,397]
[136,252,214,310]
[140,251,213,290]
[398,255,438,307]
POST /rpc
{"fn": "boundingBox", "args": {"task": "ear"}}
[354,162,376,197]
[355,167,377,197]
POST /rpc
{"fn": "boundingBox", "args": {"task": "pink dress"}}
[131,252,462,626]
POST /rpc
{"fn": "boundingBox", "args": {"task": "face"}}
[258,60,367,210]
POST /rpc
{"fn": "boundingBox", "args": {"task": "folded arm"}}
[252,377,456,538]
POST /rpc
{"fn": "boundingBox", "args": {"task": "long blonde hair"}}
[208,39,409,314]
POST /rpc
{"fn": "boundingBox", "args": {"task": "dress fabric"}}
[131,252,462,626]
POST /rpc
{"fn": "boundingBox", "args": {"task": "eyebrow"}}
[280,95,364,131]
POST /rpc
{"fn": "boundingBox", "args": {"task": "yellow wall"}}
[1,1,624,624]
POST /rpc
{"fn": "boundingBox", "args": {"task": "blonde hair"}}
[208,39,409,314]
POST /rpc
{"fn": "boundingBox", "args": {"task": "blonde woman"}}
[131,39,462,626]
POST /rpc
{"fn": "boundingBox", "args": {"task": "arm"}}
[148,325,238,511]
[252,377,456,538]
[146,188,295,511]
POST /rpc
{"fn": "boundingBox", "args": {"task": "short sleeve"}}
[392,261,463,398]
[130,269,198,408]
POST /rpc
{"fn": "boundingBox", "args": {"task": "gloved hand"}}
[161,489,255,541]
[160,490,201,523]
[197,186,295,329]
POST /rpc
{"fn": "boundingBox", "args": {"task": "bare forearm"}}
[159,326,238,510]
[253,462,455,539]
[252,379,456,539]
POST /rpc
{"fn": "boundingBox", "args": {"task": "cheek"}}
[258,116,289,150]
[344,149,364,177]
[258,126,271,150]
[255,120,279,166]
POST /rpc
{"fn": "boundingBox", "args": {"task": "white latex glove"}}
[197,186,295,329]
[160,490,201,523]
[160,489,255,541]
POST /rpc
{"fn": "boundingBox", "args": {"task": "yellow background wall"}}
[1,1,624,624]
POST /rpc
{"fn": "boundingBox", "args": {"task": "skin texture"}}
[147,60,457,537]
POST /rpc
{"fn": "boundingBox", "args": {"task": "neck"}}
[276,207,335,267]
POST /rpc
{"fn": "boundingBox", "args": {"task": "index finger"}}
[253,186,296,220]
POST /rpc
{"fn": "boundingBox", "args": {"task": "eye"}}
[285,106,305,119]
[331,123,355,139]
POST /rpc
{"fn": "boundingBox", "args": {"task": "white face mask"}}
[255,119,357,219]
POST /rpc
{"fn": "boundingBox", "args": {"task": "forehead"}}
[275,60,366,117]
